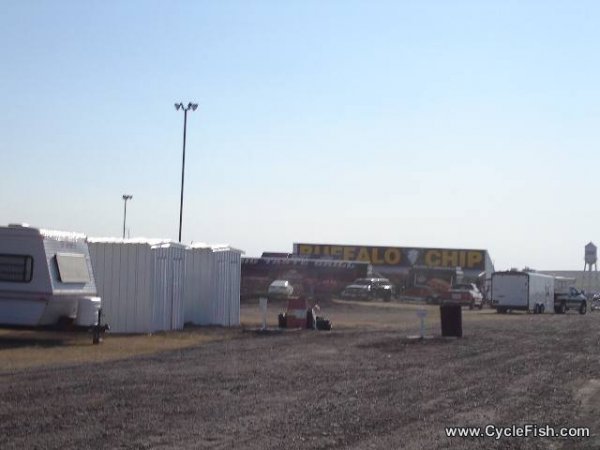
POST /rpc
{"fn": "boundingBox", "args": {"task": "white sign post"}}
[259,297,268,330]
[416,309,428,339]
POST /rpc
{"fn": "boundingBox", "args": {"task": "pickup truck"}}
[554,287,587,314]
[441,283,484,310]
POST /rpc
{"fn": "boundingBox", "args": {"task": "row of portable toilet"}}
[88,239,242,334]
[184,244,241,327]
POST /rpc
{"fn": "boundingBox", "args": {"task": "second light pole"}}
[174,102,198,242]
[122,194,133,238]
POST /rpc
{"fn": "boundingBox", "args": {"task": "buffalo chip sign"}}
[293,243,486,271]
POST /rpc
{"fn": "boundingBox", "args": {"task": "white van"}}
[0,224,101,328]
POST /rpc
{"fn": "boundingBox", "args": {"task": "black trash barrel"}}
[278,313,287,328]
[440,303,462,337]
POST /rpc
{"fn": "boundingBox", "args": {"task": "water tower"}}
[584,242,597,272]
[583,242,598,295]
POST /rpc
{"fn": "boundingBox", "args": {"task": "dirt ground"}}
[1,299,600,449]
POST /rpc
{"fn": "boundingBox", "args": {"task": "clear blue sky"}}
[1,1,599,270]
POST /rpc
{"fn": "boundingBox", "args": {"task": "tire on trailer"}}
[580,301,587,315]
[540,304,545,314]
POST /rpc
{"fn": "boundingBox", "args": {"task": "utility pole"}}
[122,194,132,238]
[174,102,198,242]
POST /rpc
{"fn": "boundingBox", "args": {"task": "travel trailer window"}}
[55,252,90,283]
[0,254,34,283]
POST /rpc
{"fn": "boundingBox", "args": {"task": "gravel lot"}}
[1,300,600,449]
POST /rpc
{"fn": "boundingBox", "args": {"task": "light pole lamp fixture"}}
[122,194,133,239]
[174,102,198,242]
[174,102,198,112]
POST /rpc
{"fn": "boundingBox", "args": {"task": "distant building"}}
[261,252,292,258]
[292,242,494,292]
[241,256,371,299]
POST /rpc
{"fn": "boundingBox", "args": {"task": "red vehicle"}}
[277,297,332,330]
[441,283,484,309]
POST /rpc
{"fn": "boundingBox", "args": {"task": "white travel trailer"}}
[0,224,101,328]
[492,271,554,314]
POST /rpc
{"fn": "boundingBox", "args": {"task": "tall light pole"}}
[174,102,198,243]
[122,194,133,239]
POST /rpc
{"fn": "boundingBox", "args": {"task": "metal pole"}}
[122,194,132,239]
[178,109,187,242]
[174,102,196,242]
[122,199,127,239]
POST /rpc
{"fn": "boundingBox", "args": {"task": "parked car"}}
[267,280,294,298]
[341,277,394,301]
[401,285,442,304]
[442,283,483,309]
[340,283,372,300]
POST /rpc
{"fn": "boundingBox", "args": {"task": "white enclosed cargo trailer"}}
[0,224,101,328]
[492,271,554,314]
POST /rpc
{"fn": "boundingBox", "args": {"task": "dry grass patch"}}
[0,327,239,372]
